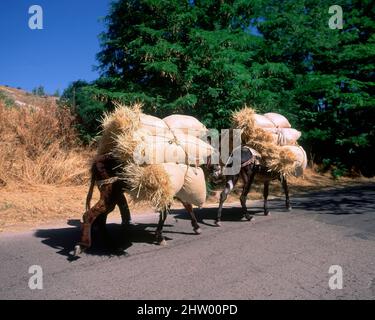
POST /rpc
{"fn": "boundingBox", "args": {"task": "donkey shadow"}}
[33,219,175,261]
[170,205,268,227]
[33,203,283,261]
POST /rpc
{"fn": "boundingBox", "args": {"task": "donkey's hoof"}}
[158,239,167,246]
[215,220,222,227]
[194,228,202,235]
[287,206,292,212]
[121,221,132,229]
[112,247,129,256]
[73,245,84,256]
[244,213,254,221]
[264,211,271,216]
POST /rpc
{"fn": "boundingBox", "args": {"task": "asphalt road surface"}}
[0,184,374,300]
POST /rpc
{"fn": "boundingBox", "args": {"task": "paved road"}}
[0,184,374,300]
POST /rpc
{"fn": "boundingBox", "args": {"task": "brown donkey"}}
[74,154,202,256]
[212,146,291,226]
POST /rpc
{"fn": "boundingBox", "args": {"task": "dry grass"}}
[121,163,174,211]
[98,102,142,157]
[0,100,91,188]
[0,184,152,233]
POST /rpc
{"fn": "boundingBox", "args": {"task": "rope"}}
[97,177,119,188]
[159,118,200,175]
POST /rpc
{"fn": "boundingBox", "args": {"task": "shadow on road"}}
[33,205,252,261]
[170,206,265,227]
[34,220,175,261]
[290,184,375,215]
[33,184,374,260]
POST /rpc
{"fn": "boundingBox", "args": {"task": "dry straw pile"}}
[232,106,306,176]
[97,102,211,211]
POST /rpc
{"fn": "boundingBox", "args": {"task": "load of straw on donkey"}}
[74,103,307,256]
[74,103,214,255]
[214,107,307,225]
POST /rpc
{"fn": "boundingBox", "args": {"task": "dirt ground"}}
[0,168,374,233]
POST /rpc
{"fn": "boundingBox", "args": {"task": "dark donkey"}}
[74,153,202,256]
[213,146,291,226]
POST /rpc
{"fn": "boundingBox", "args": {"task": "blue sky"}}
[0,0,111,94]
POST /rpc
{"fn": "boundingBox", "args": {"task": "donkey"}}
[74,153,202,256]
[212,145,291,226]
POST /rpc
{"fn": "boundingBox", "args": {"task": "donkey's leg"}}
[94,212,108,234]
[75,185,116,254]
[263,181,270,216]
[155,209,168,246]
[181,202,201,234]
[116,191,132,227]
[281,176,292,211]
[240,170,255,221]
[216,175,239,226]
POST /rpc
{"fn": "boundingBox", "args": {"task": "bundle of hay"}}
[97,103,142,156]
[97,103,211,211]
[98,104,213,165]
[232,106,306,176]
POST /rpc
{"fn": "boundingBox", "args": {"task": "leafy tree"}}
[95,0,265,128]
[256,0,375,175]
[61,80,107,141]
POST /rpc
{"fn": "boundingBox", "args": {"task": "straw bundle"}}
[97,103,142,156]
[120,163,175,211]
[96,102,209,210]
[232,106,298,176]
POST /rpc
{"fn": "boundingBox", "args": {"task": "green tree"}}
[61,80,107,141]
[256,0,375,175]
[95,0,265,128]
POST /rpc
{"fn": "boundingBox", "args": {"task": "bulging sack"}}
[277,128,301,146]
[176,165,207,207]
[132,130,184,164]
[130,130,213,165]
[264,113,291,128]
[261,128,301,146]
[253,114,276,128]
[281,145,307,177]
[140,114,169,135]
[160,163,186,195]
[163,115,207,137]
[174,133,214,165]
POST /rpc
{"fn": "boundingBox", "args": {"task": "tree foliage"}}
[256,0,375,175]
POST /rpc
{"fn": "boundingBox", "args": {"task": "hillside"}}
[0,85,58,109]
[0,85,91,188]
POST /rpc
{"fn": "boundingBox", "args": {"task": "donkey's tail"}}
[85,163,96,212]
